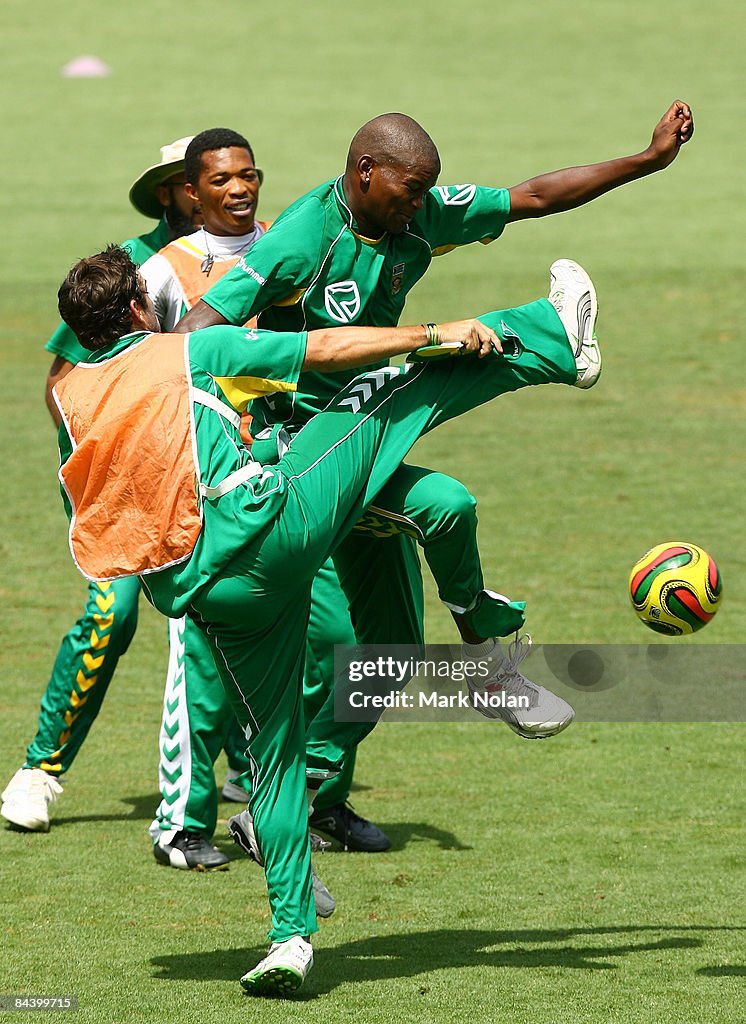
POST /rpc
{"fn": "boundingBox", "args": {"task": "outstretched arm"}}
[303,319,499,372]
[507,100,694,221]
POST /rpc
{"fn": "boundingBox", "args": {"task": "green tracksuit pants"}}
[185,299,576,940]
[153,415,518,836]
[24,578,142,774]
[23,576,249,820]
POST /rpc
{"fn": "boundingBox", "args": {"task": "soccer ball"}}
[628,542,722,635]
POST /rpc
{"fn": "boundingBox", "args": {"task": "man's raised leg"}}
[189,268,596,990]
[280,292,580,569]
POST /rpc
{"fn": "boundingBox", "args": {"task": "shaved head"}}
[342,113,441,237]
[346,113,440,176]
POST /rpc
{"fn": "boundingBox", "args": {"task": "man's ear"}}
[129,297,149,329]
[357,155,375,190]
[154,182,172,208]
[184,181,199,204]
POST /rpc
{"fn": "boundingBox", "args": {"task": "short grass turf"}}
[1,0,744,1020]
[1,719,744,1023]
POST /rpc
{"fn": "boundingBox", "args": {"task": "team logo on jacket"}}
[391,262,405,295]
[436,184,477,206]
[324,280,361,323]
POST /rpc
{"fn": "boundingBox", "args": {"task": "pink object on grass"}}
[62,56,111,78]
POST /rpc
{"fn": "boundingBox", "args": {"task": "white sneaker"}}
[1,768,64,832]
[466,635,575,739]
[240,935,313,996]
[229,810,336,917]
[548,259,601,388]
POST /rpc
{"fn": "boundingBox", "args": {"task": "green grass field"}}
[1,1,744,1020]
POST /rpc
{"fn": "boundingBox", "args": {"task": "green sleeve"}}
[188,325,307,402]
[419,184,511,254]
[57,423,74,522]
[200,199,326,325]
[45,321,90,364]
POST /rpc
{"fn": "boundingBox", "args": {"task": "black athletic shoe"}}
[153,830,230,871]
[308,802,391,852]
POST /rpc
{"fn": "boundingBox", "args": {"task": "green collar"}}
[81,330,153,363]
[333,176,388,245]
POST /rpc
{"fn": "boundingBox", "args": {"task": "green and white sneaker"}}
[241,936,313,996]
[548,259,601,388]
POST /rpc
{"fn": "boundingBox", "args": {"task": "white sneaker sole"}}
[506,707,576,740]
[549,259,601,389]
[1,803,50,832]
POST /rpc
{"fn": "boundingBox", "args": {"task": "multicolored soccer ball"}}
[628,542,723,635]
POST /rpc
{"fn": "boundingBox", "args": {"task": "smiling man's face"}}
[186,146,262,237]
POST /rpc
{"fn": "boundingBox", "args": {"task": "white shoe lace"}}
[12,769,63,808]
[31,771,63,802]
[486,633,540,708]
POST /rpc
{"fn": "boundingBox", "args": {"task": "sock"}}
[306,781,322,817]
[462,637,500,659]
